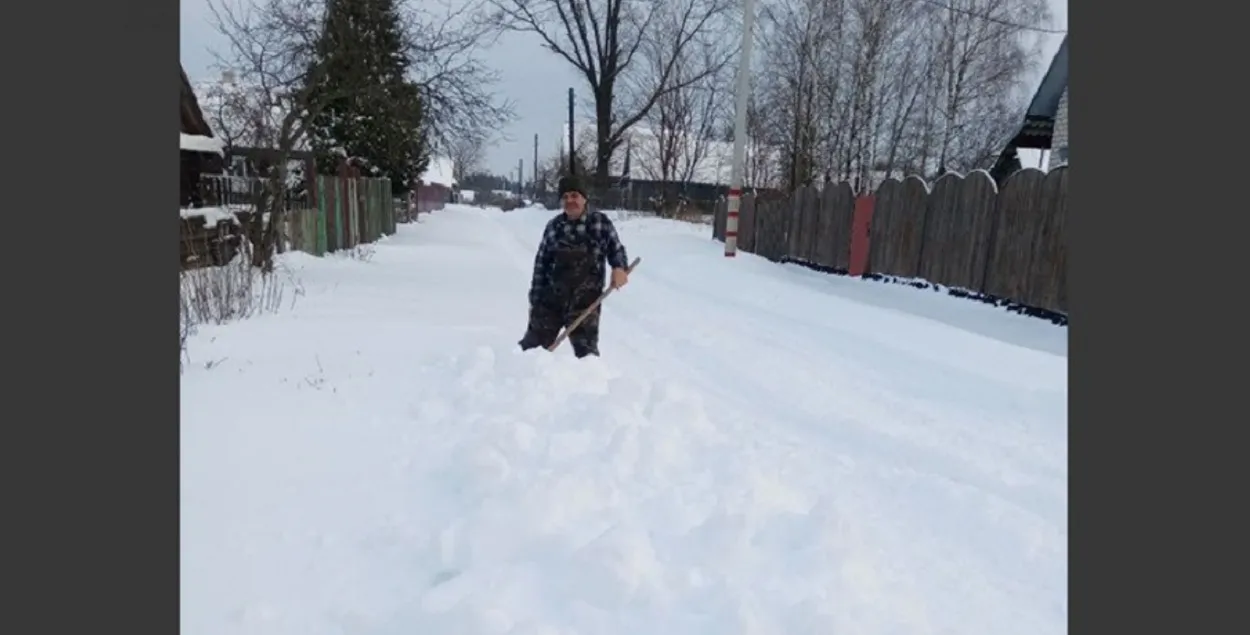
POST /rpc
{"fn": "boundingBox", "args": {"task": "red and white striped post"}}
[725,0,757,258]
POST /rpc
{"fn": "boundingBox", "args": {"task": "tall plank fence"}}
[283,174,397,256]
[713,167,1067,317]
[190,173,398,265]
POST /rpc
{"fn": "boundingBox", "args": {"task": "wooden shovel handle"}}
[547,256,641,352]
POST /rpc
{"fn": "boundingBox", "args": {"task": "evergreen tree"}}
[304,0,428,195]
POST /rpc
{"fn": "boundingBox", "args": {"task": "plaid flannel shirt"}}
[529,210,629,305]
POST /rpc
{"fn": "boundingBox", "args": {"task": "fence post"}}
[377,179,385,237]
[849,195,876,276]
[388,179,396,233]
[333,176,343,252]
[346,177,353,248]
[315,176,328,255]
[369,178,379,241]
[379,179,386,234]
[360,178,368,244]
[381,179,389,235]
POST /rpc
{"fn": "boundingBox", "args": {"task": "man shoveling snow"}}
[518,175,631,358]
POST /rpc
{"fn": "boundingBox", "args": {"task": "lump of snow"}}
[181,133,225,155]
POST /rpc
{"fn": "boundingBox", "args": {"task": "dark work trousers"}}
[519,243,603,358]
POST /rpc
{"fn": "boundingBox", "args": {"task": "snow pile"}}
[182,204,1066,635]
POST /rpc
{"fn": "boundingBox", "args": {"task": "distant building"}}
[412,156,456,214]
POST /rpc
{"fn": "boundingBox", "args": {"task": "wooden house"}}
[180,65,225,208]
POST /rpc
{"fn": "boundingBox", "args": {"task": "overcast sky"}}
[180,0,1067,177]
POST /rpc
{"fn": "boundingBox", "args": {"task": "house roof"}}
[180,65,214,137]
[1011,35,1068,150]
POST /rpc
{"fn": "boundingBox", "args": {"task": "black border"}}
[1076,1,1240,633]
[7,0,174,631]
[7,1,1235,633]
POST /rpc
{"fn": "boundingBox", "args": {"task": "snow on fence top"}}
[181,133,225,155]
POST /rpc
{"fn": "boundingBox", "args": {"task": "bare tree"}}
[748,0,1052,192]
[928,0,1048,172]
[446,134,487,182]
[637,26,727,194]
[531,139,583,200]
[488,0,732,186]
[208,0,336,269]
[756,0,840,189]
[743,90,782,188]
[199,71,265,151]
[400,0,516,154]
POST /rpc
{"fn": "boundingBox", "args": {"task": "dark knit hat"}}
[558,174,586,198]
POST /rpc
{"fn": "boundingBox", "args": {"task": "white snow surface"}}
[181,132,225,154]
[181,204,1067,635]
[180,204,250,224]
[420,156,457,189]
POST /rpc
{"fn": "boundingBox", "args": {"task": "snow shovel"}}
[547,256,642,352]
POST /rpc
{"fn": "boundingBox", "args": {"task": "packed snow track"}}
[181,204,1067,635]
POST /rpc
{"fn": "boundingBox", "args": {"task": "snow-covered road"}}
[181,205,1067,635]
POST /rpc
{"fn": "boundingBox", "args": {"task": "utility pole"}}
[567,87,575,175]
[725,0,757,258]
[533,134,540,196]
[518,158,524,197]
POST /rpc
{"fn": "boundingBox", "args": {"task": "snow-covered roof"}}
[180,133,225,155]
[560,121,784,187]
[420,156,456,188]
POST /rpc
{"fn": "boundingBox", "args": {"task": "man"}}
[519,174,630,358]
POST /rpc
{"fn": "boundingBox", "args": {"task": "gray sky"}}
[180,0,1067,177]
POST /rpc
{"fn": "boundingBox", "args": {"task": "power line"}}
[916,0,1068,35]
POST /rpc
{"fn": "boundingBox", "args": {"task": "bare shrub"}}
[179,241,304,372]
[343,244,376,262]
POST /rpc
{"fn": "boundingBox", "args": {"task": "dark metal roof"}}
[1010,35,1068,150]
[1026,35,1068,120]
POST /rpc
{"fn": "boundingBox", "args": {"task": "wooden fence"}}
[713,167,1067,314]
[184,173,397,267]
[283,174,397,256]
